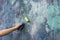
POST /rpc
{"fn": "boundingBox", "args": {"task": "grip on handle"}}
[18,22,26,30]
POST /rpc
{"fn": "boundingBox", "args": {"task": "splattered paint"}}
[0,0,60,40]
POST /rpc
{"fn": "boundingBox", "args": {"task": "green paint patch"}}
[47,3,60,33]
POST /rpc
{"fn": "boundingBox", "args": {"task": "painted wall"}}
[0,0,60,40]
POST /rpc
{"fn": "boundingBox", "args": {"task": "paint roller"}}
[18,17,30,30]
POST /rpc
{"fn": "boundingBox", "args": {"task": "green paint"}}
[47,3,60,33]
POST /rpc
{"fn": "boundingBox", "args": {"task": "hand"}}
[15,22,26,30]
[15,23,22,30]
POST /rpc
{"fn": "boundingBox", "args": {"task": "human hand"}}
[15,22,26,30]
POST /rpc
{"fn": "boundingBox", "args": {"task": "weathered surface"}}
[0,0,60,40]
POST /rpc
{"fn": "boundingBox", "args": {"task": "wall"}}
[0,0,60,40]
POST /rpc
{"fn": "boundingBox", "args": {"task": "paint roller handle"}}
[17,22,26,30]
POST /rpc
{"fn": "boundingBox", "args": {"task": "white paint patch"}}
[10,0,16,5]
[45,25,50,33]
[27,0,48,38]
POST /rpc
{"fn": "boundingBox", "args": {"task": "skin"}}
[0,23,22,37]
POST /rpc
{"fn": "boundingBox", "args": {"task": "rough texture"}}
[0,0,60,40]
